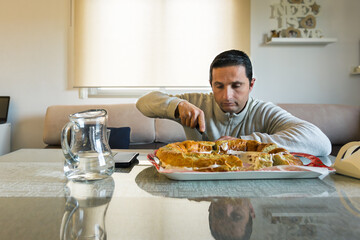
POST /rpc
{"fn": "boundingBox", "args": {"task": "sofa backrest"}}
[44,103,359,148]
[43,104,186,146]
[278,104,360,145]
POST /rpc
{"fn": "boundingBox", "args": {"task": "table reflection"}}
[60,177,115,240]
[209,198,255,240]
[134,166,360,240]
[134,167,336,198]
[332,174,360,218]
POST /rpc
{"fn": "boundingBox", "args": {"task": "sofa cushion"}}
[108,127,130,149]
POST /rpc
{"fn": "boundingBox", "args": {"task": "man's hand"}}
[176,101,206,132]
[217,136,240,141]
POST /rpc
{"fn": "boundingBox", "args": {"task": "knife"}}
[196,124,210,141]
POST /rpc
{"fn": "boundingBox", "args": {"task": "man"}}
[136,50,331,156]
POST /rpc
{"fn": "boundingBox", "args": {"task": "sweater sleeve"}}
[240,103,332,156]
[136,91,185,120]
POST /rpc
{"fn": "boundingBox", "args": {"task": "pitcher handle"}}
[60,197,79,240]
[61,122,78,162]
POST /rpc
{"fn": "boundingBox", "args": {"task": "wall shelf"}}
[265,37,337,45]
[351,66,360,75]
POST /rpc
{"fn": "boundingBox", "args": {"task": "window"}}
[70,0,250,96]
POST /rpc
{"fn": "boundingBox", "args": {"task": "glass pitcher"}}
[61,109,115,181]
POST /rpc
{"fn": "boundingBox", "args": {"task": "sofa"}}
[43,103,360,156]
[43,104,186,150]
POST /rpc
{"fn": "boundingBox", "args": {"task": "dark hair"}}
[209,50,253,85]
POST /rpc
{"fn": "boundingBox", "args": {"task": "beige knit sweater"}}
[136,91,331,156]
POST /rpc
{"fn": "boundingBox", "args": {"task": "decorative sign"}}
[270,0,323,38]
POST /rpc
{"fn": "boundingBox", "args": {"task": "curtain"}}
[72,0,250,88]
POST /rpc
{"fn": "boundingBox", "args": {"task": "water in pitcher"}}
[64,152,114,181]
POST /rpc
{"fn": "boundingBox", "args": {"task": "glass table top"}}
[1,149,360,240]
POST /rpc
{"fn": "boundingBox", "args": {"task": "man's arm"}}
[240,104,332,156]
[136,91,206,132]
[136,91,184,119]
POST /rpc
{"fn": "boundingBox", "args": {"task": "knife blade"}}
[196,124,210,141]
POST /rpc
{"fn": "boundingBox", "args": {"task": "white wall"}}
[0,0,359,151]
[250,0,360,104]
[0,0,135,151]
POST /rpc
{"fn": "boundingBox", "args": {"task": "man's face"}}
[211,65,255,114]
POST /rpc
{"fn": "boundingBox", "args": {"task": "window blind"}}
[72,0,250,88]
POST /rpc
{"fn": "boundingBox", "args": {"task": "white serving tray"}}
[160,169,324,181]
[147,154,332,181]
